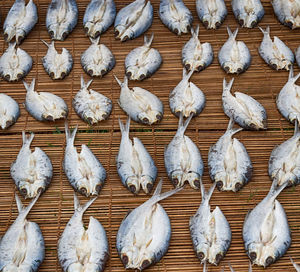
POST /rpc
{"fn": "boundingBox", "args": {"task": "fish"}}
[231,0,264,28]
[208,118,252,192]
[41,40,73,80]
[23,78,68,121]
[73,76,112,125]
[242,179,291,267]
[189,180,231,265]
[182,25,213,72]
[297,46,300,68]
[114,0,153,42]
[276,66,300,124]
[0,42,32,82]
[0,193,44,272]
[159,0,193,35]
[63,122,107,196]
[46,0,78,41]
[114,75,163,125]
[272,0,300,29]
[0,93,20,130]
[258,26,294,70]
[164,114,203,189]
[291,257,300,272]
[81,37,115,77]
[125,34,162,81]
[116,179,182,271]
[117,117,157,194]
[3,0,38,44]
[196,0,227,29]
[218,27,251,74]
[11,131,53,199]
[169,69,206,118]
[83,0,116,39]
[222,78,267,130]
[58,194,109,272]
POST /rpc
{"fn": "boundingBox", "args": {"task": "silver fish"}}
[63,123,107,196]
[81,37,115,77]
[182,25,213,72]
[73,76,112,125]
[169,69,206,118]
[291,257,300,272]
[231,0,264,28]
[196,0,227,29]
[42,40,73,80]
[189,181,231,265]
[222,78,267,130]
[125,34,162,81]
[164,114,203,189]
[116,179,182,271]
[46,0,78,41]
[114,0,153,42]
[258,26,294,70]
[114,75,163,125]
[0,93,20,129]
[0,193,44,272]
[58,194,109,272]
[3,0,38,44]
[159,0,193,35]
[297,46,300,68]
[11,132,53,199]
[117,117,157,194]
[0,42,32,82]
[23,79,68,121]
[272,0,300,29]
[208,119,252,192]
[218,27,251,74]
[243,179,291,267]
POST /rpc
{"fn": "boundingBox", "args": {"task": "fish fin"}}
[232,28,239,39]
[15,193,23,213]
[80,75,93,89]
[258,26,270,35]
[153,178,163,196]
[268,175,288,199]
[223,77,234,92]
[41,39,50,47]
[89,36,100,45]
[22,131,34,146]
[227,26,238,39]
[178,112,193,134]
[227,26,233,36]
[226,118,243,135]
[289,66,300,82]
[183,69,194,81]
[144,33,154,47]
[118,117,130,137]
[248,261,252,272]
[228,263,235,272]
[74,193,97,214]
[114,75,128,87]
[17,191,41,218]
[204,181,216,203]
[65,121,78,145]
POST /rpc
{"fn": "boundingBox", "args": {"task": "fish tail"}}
[201,179,216,203]
[294,119,299,135]
[89,36,100,45]
[228,263,234,272]
[114,75,128,87]
[227,26,238,39]
[16,190,41,218]
[203,261,207,272]
[80,75,93,89]
[41,39,50,47]
[258,26,269,35]
[248,261,252,272]
[268,175,288,199]
[226,118,243,135]
[223,78,234,93]
[22,131,34,147]
[118,117,130,137]
[73,193,97,214]
[178,112,193,134]
[289,66,300,82]
[144,33,154,47]
[65,121,78,145]
[23,78,36,93]
[191,25,199,37]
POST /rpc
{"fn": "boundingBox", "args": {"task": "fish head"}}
[18,181,46,199]
[207,246,226,265]
[126,67,148,81]
[269,58,292,71]
[115,25,134,42]
[140,176,154,194]
[0,117,16,130]
[42,109,67,122]
[48,64,69,80]
[3,26,16,43]
[84,22,102,39]
[48,24,69,41]
[170,170,184,188]
[138,111,163,125]
[126,176,141,194]
[184,172,201,190]
[120,252,153,271]
[247,243,276,267]
[222,62,246,74]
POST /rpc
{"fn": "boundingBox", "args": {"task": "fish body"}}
[114,0,153,42]
[58,195,109,272]
[297,46,300,68]
[0,94,20,129]
[83,0,116,38]
[46,0,78,41]
[272,0,300,29]
[125,34,162,81]
[73,76,112,125]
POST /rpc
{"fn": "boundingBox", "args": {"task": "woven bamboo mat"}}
[0,0,300,271]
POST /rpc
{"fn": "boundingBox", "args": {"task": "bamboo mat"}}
[0,0,300,271]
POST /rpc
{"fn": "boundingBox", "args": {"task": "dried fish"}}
[0,93,20,130]
[272,0,300,29]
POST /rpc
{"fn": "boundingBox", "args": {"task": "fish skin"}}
[116,179,182,271]
[116,117,157,195]
[189,181,231,265]
[231,0,264,28]
[218,27,251,74]
[115,75,164,125]
[159,0,193,35]
[182,25,213,72]
[125,34,162,81]
[63,123,107,197]
[258,26,294,70]
[0,193,44,272]
[291,257,300,272]
[83,0,116,39]
[3,0,38,44]
[23,78,68,121]
[0,42,32,82]
[81,37,115,77]
[243,179,291,267]
[297,46,300,68]
[58,195,109,272]
[73,76,112,125]
[208,119,252,192]
[0,93,20,130]
[46,0,78,41]
[114,0,153,42]
[42,40,73,80]
[164,114,203,189]
[169,69,206,118]
[11,132,53,199]
[196,0,227,29]
[222,78,268,130]
[272,0,300,29]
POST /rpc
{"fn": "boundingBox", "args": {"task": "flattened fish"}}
[272,0,300,29]
[0,93,20,129]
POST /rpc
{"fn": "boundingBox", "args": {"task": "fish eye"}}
[251,21,257,28]
[87,69,94,76]
[203,21,209,28]
[239,19,244,26]
[95,184,102,194]
[50,72,55,79]
[61,72,66,79]
[121,254,129,266]
[4,74,10,81]
[249,251,257,261]
[193,179,200,189]
[215,253,223,264]
[146,183,153,194]
[20,188,28,197]
[185,63,191,71]
[197,251,205,261]
[79,187,87,196]
[237,68,243,74]
[62,32,68,40]
[235,182,242,191]
[216,181,223,190]
[172,177,179,187]
[128,184,137,194]
[265,256,274,266]
[215,22,221,29]
[141,259,151,270]
[142,117,149,124]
